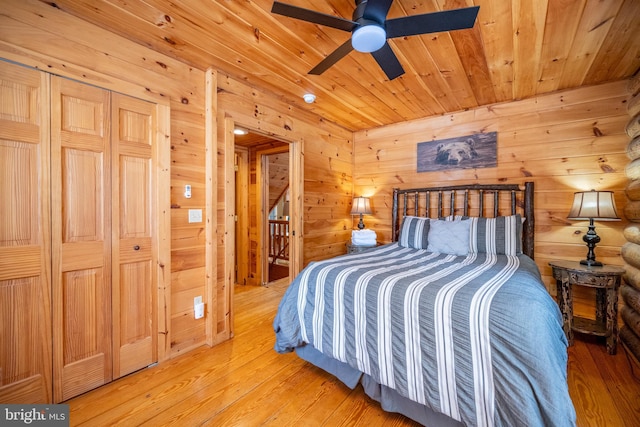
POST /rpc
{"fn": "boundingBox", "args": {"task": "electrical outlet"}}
[194,296,204,319]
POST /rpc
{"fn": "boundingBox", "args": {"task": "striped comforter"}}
[274,243,576,427]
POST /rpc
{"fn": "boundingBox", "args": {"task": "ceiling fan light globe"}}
[352,25,386,53]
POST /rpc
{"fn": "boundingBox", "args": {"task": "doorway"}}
[263,150,290,283]
[233,129,299,287]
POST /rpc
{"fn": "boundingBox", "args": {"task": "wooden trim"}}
[289,138,303,278]
[234,147,249,287]
[156,102,172,361]
[220,116,235,343]
[205,68,217,346]
[257,152,268,285]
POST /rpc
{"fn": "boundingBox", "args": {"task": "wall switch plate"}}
[188,209,202,223]
[184,184,192,198]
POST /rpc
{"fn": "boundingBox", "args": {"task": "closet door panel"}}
[116,260,153,376]
[0,61,52,403]
[51,76,112,402]
[112,93,157,378]
[59,269,107,398]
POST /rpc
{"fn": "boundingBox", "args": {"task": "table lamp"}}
[567,190,620,266]
[351,197,372,230]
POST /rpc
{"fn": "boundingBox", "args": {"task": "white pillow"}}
[427,219,470,256]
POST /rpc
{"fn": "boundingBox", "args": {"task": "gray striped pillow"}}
[467,215,522,255]
[398,216,430,249]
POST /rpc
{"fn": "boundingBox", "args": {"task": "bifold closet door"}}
[51,76,113,402]
[51,79,159,400]
[111,93,158,378]
[0,61,52,403]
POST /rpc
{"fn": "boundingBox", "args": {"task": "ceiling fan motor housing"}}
[351,1,388,53]
[352,0,368,22]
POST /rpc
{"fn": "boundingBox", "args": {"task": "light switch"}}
[188,209,202,223]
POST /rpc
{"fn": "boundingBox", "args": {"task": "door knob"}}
[133,245,140,251]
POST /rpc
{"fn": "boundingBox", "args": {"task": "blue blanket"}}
[274,243,576,427]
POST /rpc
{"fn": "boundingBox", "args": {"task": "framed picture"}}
[417,131,497,172]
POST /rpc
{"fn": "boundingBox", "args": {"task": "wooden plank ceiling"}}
[47,0,640,132]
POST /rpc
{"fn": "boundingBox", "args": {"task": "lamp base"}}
[581,220,602,267]
[579,259,603,267]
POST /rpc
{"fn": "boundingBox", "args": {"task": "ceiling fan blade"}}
[271,1,355,32]
[385,6,480,39]
[362,0,393,23]
[309,39,354,75]
[371,42,404,80]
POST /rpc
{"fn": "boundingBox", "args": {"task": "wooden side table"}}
[549,260,624,354]
[346,242,377,254]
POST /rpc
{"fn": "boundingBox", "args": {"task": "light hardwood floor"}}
[68,280,640,426]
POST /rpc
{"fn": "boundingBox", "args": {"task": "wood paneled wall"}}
[353,80,630,292]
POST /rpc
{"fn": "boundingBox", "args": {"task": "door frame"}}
[256,146,290,285]
[224,119,303,292]
[234,147,250,286]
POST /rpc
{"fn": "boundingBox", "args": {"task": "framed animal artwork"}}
[417,132,498,172]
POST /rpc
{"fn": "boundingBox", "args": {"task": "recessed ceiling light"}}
[303,93,316,103]
[234,127,248,135]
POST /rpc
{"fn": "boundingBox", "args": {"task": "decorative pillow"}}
[426,219,470,256]
[467,214,522,256]
[398,216,430,249]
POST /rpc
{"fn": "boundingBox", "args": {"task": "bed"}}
[273,182,576,426]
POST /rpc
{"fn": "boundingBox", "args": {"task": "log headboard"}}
[391,182,535,259]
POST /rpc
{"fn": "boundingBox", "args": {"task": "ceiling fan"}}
[271,0,479,80]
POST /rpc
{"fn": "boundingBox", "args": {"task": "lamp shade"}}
[350,197,372,215]
[567,190,620,221]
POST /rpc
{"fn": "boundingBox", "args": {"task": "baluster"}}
[449,190,455,217]
[463,190,469,217]
[425,191,430,218]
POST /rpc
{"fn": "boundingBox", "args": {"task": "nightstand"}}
[346,242,377,254]
[549,260,625,354]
